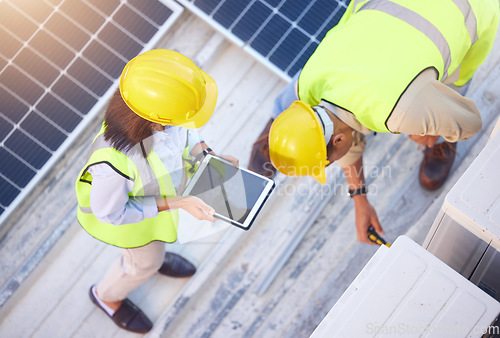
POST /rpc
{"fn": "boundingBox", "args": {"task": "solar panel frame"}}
[0,0,183,227]
[177,0,349,80]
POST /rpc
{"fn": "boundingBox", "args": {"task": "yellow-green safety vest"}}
[75,124,198,248]
[298,0,499,132]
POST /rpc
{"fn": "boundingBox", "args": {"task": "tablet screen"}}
[186,156,272,227]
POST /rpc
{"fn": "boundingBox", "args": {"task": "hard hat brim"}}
[312,169,327,184]
[179,69,218,129]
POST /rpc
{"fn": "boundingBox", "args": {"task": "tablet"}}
[182,154,275,230]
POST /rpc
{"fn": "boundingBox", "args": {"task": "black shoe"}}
[158,252,196,277]
[89,285,153,334]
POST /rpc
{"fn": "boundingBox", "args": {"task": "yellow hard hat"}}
[119,49,217,128]
[269,101,331,184]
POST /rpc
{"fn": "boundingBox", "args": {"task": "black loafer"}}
[89,286,153,333]
[158,252,196,277]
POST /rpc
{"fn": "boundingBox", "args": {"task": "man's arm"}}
[342,156,383,244]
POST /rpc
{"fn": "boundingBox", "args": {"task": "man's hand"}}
[220,154,239,167]
[352,195,383,244]
[409,135,440,147]
[341,157,383,244]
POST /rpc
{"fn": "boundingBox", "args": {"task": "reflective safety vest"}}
[298,0,499,132]
[75,124,197,248]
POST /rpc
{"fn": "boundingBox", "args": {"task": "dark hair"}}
[103,90,156,153]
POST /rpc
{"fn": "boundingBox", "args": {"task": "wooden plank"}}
[35,243,118,338]
[199,44,257,123]
[155,11,217,62]
[201,62,282,154]
[0,224,107,337]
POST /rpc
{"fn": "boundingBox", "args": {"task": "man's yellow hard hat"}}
[269,101,331,184]
[119,49,217,128]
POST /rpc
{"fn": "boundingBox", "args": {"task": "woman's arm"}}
[88,164,158,225]
[89,163,217,224]
[156,195,216,222]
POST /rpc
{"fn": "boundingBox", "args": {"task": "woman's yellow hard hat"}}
[119,49,217,128]
[269,101,330,184]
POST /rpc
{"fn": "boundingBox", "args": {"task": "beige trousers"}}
[96,241,165,302]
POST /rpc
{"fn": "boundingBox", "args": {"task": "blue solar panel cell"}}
[5,130,52,170]
[82,41,126,79]
[60,0,105,34]
[0,116,13,143]
[30,30,75,70]
[21,113,67,151]
[46,0,64,6]
[36,94,82,133]
[0,59,6,75]
[0,148,36,189]
[0,0,181,219]
[129,0,174,26]
[67,59,113,96]
[98,22,143,60]
[251,15,291,57]
[14,48,60,87]
[194,0,220,15]
[0,2,38,41]
[0,66,44,106]
[115,5,158,43]
[178,0,348,80]
[269,28,310,71]
[0,87,29,124]
[213,0,251,28]
[263,0,281,8]
[45,12,90,51]
[298,0,340,35]
[280,0,309,21]
[0,177,20,206]
[11,0,53,25]
[288,41,318,76]
[318,10,345,41]
[86,0,120,16]
[51,77,97,114]
[0,28,23,59]
[231,1,272,41]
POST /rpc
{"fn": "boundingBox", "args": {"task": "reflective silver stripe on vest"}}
[360,0,478,80]
[88,133,161,197]
[452,0,478,44]
[80,206,92,214]
[352,0,367,12]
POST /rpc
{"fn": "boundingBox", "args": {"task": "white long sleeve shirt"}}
[88,126,203,225]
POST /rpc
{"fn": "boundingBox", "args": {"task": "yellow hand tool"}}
[367,227,391,247]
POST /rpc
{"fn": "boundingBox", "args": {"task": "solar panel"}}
[177,0,349,79]
[0,0,182,223]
